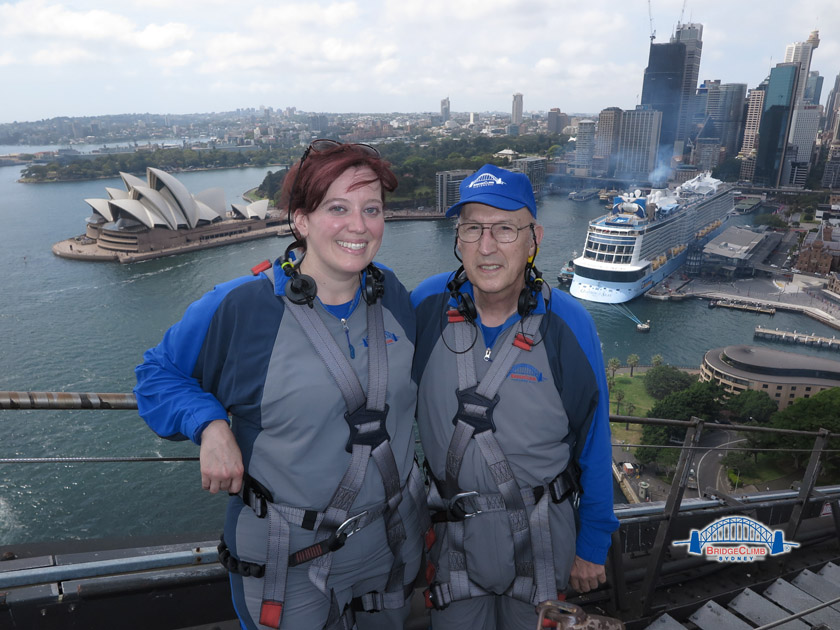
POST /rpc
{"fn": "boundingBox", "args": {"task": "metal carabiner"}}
[335,510,368,540]
[449,491,482,519]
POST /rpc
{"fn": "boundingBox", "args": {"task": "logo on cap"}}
[468,173,506,189]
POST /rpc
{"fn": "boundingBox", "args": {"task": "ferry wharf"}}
[649,276,840,331]
[754,326,840,351]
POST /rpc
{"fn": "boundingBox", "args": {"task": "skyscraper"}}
[782,31,820,185]
[440,97,451,123]
[717,83,747,158]
[614,106,662,181]
[754,63,799,188]
[640,40,685,170]
[672,23,704,147]
[738,84,767,181]
[804,71,824,105]
[594,107,623,176]
[512,93,524,125]
[574,120,597,173]
[825,72,840,134]
[436,170,472,213]
[547,108,569,134]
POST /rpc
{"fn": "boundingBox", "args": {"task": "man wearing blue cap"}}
[411,164,618,629]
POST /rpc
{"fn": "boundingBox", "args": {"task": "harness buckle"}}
[448,491,482,520]
[452,385,499,434]
[344,404,391,453]
[334,511,367,544]
[241,474,274,519]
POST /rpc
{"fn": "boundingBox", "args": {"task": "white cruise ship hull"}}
[570,250,687,303]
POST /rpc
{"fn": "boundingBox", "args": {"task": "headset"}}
[280,239,385,308]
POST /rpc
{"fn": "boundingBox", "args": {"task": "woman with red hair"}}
[136,140,424,629]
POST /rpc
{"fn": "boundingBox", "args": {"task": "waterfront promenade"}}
[658,275,840,330]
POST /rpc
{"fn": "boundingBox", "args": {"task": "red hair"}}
[281,143,398,216]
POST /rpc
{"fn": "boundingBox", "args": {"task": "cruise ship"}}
[570,173,734,304]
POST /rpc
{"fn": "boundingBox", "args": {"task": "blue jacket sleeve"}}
[573,311,620,564]
[134,276,255,444]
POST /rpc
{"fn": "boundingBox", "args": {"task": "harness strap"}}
[282,287,409,614]
[435,285,560,605]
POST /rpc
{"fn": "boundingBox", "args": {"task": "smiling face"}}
[458,202,543,312]
[294,166,385,288]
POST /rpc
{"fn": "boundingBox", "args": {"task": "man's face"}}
[457,203,542,305]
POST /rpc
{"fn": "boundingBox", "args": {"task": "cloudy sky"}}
[1,0,838,123]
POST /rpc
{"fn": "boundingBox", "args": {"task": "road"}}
[693,428,747,498]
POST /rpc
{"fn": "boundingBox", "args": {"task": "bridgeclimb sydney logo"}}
[673,516,798,562]
[507,363,543,383]
[468,173,505,188]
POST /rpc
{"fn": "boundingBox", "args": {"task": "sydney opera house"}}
[52,168,289,263]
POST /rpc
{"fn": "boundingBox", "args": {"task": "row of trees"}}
[255,134,568,208]
[21,147,293,182]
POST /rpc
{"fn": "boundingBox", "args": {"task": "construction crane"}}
[647,0,656,41]
[679,0,688,25]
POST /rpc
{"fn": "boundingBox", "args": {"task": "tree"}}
[753,213,788,229]
[725,389,778,424]
[649,381,724,424]
[651,354,664,367]
[625,403,636,430]
[607,357,621,379]
[627,354,640,377]
[614,389,626,415]
[606,374,615,391]
[644,365,695,400]
[758,389,840,475]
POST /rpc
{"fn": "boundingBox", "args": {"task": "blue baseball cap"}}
[445,164,537,219]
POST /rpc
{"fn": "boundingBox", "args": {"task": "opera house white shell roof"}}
[83,168,268,231]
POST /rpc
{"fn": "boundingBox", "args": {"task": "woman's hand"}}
[199,419,244,494]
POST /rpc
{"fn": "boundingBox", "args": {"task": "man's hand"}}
[199,419,244,494]
[569,555,606,593]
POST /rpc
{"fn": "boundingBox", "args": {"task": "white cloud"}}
[2,0,840,121]
[30,45,96,65]
[133,23,194,51]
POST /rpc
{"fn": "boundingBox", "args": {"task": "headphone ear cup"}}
[459,293,478,322]
[287,273,317,305]
[363,265,385,304]
[517,287,537,317]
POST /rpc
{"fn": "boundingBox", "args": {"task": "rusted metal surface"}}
[535,601,625,629]
[0,391,137,410]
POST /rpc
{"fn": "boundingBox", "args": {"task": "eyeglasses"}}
[456,222,534,243]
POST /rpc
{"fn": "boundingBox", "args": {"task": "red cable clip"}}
[251,260,271,275]
[513,333,535,351]
[447,309,465,323]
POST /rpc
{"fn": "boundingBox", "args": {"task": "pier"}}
[754,326,840,351]
[709,299,776,315]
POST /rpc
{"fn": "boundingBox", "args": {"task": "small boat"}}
[637,320,651,332]
[557,259,575,285]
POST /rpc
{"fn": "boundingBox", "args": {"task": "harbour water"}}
[1,164,839,547]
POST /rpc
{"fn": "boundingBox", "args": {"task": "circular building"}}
[700,345,840,409]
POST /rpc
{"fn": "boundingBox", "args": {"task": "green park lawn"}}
[608,374,656,446]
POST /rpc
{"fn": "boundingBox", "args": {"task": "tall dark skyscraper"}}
[673,23,704,147]
[754,63,800,187]
[440,97,451,123]
[640,22,703,173]
[640,41,685,170]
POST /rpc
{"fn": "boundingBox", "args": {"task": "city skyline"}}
[1,0,839,123]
